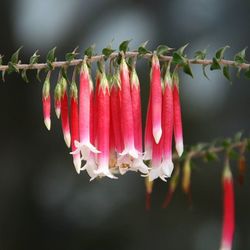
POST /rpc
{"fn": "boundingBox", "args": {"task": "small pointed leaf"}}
[36,69,42,82]
[223,65,231,81]
[244,67,250,79]
[202,65,209,80]
[46,47,57,63]
[210,57,221,70]
[234,47,247,64]
[156,45,170,56]
[172,52,185,64]
[29,50,40,64]
[215,45,229,60]
[177,43,189,56]
[65,46,79,62]
[11,46,23,64]
[84,44,95,58]
[21,69,29,83]
[183,62,193,78]
[102,47,115,60]
[119,40,131,53]
[194,49,207,60]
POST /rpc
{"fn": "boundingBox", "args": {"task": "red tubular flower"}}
[161,69,174,177]
[54,81,61,119]
[151,53,162,144]
[130,67,148,174]
[144,88,153,160]
[110,74,124,154]
[70,81,81,173]
[60,77,71,148]
[220,163,235,250]
[42,76,51,131]
[72,60,99,160]
[94,72,117,179]
[119,56,138,160]
[173,73,183,157]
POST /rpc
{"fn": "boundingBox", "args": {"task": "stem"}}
[0,52,249,72]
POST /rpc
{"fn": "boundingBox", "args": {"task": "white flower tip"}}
[176,142,184,157]
[161,160,174,177]
[94,169,118,179]
[44,118,51,131]
[64,133,71,148]
[153,128,162,144]
[73,157,81,174]
[55,108,61,119]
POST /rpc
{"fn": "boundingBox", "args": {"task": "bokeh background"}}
[0,0,250,249]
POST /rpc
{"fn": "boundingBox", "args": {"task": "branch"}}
[0,51,249,72]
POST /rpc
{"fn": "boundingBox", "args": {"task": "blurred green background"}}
[0,0,250,249]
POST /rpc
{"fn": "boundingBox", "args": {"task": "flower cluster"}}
[42,53,183,181]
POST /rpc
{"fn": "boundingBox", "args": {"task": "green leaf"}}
[177,43,189,56]
[29,50,40,64]
[46,47,56,63]
[194,49,207,60]
[215,45,229,60]
[2,70,5,82]
[183,62,193,78]
[222,138,231,148]
[7,62,19,73]
[172,52,185,64]
[156,45,170,56]
[138,41,150,56]
[234,131,243,141]
[223,65,231,81]
[119,40,131,53]
[204,151,218,162]
[36,69,42,82]
[11,46,23,64]
[202,65,209,80]
[102,47,115,60]
[244,67,250,79]
[21,69,29,83]
[234,47,247,64]
[229,149,239,160]
[0,55,3,65]
[84,44,95,58]
[65,46,79,62]
[210,57,221,70]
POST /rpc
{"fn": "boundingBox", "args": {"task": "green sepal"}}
[21,69,29,83]
[102,47,115,60]
[70,80,78,99]
[42,78,50,98]
[223,65,231,82]
[210,57,221,70]
[54,81,62,101]
[65,46,79,62]
[29,50,40,64]
[84,44,95,58]
[215,45,229,60]
[119,40,131,53]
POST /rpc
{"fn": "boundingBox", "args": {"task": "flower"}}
[70,81,81,174]
[220,162,235,250]
[72,59,99,160]
[173,73,184,157]
[54,81,61,119]
[42,75,51,131]
[60,76,71,148]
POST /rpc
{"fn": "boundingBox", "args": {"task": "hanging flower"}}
[60,76,71,148]
[118,55,138,168]
[160,68,174,177]
[129,65,149,174]
[94,71,117,179]
[220,159,235,250]
[70,80,81,174]
[54,81,61,119]
[42,71,51,131]
[173,73,184,157]
[151,53,162,144]
[73,59,99,160]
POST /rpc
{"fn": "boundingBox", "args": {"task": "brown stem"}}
[0,52,249,72]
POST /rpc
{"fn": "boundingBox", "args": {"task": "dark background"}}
[0,0,250,249]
